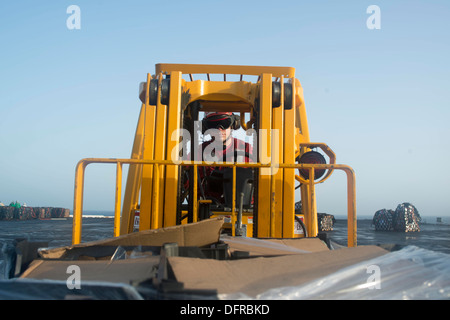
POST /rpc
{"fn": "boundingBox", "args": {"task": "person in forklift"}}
[187,112,254,207]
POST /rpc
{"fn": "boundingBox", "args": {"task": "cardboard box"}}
[167,245,388,297]
[39,217,225,259]
[21,257,159,285]
[22,216,390,299]
[222,236,330,257]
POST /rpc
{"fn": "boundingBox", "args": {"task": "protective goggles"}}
[204,117,232,130]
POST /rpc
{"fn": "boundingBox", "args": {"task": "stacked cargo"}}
[0,206,70,221]
[318,213,335,231]
[372,209,395,231]
[372,203,421,232]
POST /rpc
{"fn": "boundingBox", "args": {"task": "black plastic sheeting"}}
[0,278,144,300]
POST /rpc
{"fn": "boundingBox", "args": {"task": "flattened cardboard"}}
[21,257,159,284]
[40,217,224,259]
[268,238,330,252]
[221,236,329,257]
[168,245,388,297]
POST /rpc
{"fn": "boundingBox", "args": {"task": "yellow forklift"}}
[8,65,443,300]
[72,63,356,246]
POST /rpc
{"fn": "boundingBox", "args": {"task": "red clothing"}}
[199,137,253,172]
[187,138,253,202]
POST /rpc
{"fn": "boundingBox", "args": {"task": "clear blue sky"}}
[1,1,449,217]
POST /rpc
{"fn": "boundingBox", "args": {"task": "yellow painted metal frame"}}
[73,158,356,247]
[295,142,336,185]
[155,63,295,78]
[283,76,296,238]
[72,64,357,248]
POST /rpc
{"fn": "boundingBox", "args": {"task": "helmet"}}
[201,112,240,133]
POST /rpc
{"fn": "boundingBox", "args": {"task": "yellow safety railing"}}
[72,158,356,247]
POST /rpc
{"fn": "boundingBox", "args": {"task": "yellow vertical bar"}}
[270,165,276,237]
[72,160,86,245]
[301,182,310,225]
[153,74,167,229]
[114,162,122,237]
[151,163,160,229]
[163,71,182,227]
[283,77,296,238]
[231,165,236,236]
[257,73,272,238]
[346,167,357,247]
[120,105,145,235]
[193,164,198,223]
[307,169,314,237]
[301,180,311,237]
[140,74,156,231]
[272,79,284,237]
[308,168,318,237]
[295,79,310,142]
